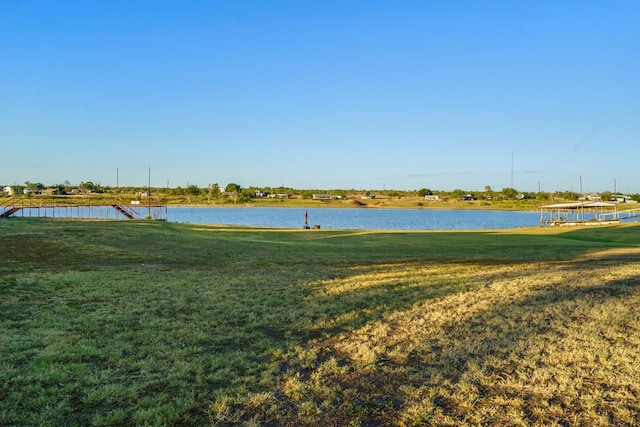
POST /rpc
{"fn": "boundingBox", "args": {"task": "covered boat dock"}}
[540,201,621,226]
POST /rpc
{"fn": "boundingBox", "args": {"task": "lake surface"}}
[167,207,542,230]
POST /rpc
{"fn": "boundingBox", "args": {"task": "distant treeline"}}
[3,181,639,203]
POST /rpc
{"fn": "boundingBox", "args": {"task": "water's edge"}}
[167,207,542,230]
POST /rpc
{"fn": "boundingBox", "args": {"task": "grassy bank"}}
[4,192,606,211]
[1,219,639,425]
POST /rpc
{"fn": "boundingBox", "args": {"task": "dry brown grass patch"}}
[224,255,640,426]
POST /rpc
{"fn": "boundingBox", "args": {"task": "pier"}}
[600,207,640,222]
[1,197,167,221]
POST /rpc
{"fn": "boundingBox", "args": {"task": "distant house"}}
[312,194,331,200]
[424,195,440,201]
[612,194,633,203]
[43,188,61,195]
[2,186,13,196]
[254,191,269,198]
[461,194,476,201]
[517,193,535,200]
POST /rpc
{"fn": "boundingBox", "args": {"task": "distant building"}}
[585,193,602,201]
[2,186,13,196]
[612,194,633,203]
[424,195,440,201]
[312,194,331,200]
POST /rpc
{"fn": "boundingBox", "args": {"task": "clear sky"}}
[2,1,639,193]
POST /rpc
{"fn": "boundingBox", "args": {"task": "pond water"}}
[167,207,543,230]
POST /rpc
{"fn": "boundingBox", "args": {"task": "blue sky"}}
[2,1,639,192]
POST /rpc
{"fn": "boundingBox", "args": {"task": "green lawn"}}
[1,218,639,426]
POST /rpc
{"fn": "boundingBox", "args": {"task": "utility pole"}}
[148,167,151,219]
[510,151,514,189]
[579,175,584,221]
[580,175,583,197]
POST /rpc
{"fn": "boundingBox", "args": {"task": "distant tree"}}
[79,181,99,193]
[554,191,579,201]
[238,190,253,203]
[600,191,612,202]
[501,187,518,200]
[300,190,315,199]
[417,188,432,197]
[536,191,551,201]
[450,189,465,200]
[24,181,45,192]
[484,185,495,199]
[225,183,242,193]
[185,184,201,196]
[171,186,185,196]
[273,186,293,195]
[209,183,221,200]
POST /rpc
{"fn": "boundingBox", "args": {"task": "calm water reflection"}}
[167,207,542,230]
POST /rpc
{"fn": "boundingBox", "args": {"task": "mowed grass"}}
[1,219,639,426]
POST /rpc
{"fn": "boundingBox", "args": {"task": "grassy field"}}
[1,218,639,426]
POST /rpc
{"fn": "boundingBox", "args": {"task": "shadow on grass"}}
[223,251,640,426]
